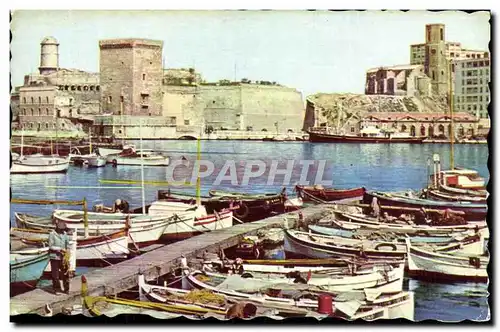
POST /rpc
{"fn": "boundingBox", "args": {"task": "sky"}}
[10,10,490,98]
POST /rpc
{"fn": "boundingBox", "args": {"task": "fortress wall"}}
[240,84,304,133]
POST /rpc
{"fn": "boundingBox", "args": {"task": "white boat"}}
[11,228,130,263]
[11,154,70,174]
[180,270,414,320]
[98,144,135,158]
[15,212,177,247]
[406,238,489,283]
[148,201,234,240]
[86,155,107,167]
[11,152,20,161]
[106,147,169,166]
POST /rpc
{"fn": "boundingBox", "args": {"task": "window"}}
[46,108,49,116]
[71,86,76,91]
[83,86,88,91]
[22,97,26,104]
[432,71,435,80]
[77,86,82,91]
[431,49,436,55]
[450,52,455,57]
[120,96,124,103]
[142,73,146,80]
[45,123,49,129]
[440,28,444,41]
[90,86,94,91]
[350,127,355,133]
[38,97,41,104]
[184,120,190,125]
[96,86,100,91]
[479,105,483,110]
[108,96,112,103]
[141,93,149,103]
[31,97,34,103]
[46,96,49,103]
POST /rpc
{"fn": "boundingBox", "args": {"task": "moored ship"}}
[307,126,424,143]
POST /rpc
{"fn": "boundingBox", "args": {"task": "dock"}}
[10,204,330,316]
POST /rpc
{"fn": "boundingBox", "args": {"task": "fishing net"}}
[184,289,226,305]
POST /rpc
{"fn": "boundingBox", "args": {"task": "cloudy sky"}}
[10,10,490,98]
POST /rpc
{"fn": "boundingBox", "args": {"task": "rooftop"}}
[99,38,163,49]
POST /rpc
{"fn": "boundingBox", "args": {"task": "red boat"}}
[295,185,365,202]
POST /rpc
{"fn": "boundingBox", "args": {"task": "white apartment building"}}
[453,57,490,123]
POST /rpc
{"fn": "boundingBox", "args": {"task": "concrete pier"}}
[10,204,330,316]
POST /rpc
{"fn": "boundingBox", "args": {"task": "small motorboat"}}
[107,147,169,166]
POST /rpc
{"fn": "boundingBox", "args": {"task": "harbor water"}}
[10,141,490,321]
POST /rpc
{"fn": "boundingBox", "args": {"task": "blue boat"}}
[10,249,50,295]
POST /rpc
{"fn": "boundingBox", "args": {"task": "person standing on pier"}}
[48,221,70,295]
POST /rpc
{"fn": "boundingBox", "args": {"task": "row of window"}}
[462,69,489,77]
[456,95,489,103]
[461,60,490,68]
[22,122,65,130]
[460,78,489,86]
[460,86,490,95]
[58,85,100,92]
[455,103,488,111]
[20,108,52,116]
[22,96,50,104]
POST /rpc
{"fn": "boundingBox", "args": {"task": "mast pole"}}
[449,60,455,170]
[196,128,201,206]
[140,119,146,214]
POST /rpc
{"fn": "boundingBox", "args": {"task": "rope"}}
[232,216,245,224]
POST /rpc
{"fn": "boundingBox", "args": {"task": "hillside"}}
[304,93,449,129]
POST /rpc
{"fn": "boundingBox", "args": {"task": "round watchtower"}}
[39,36,59,75]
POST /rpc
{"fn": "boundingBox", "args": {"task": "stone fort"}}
[12,37,305,138]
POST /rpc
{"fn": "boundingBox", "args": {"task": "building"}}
[17,37,100,133]
[13,36,305,137]
[356,112,478,138]
[365,64,432,97]
[99,38,164,117]
[316,111,478,139]
[409,24,489,96]
[453,56,491,124]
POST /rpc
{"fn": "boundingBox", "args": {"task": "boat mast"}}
[449,60,455,170]
[20,127,24,158]
[89,127,92,154]
[139,119,146,214]
[196,128,202,206]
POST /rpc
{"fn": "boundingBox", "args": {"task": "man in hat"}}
[48,221,70,295]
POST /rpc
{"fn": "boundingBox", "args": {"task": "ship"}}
[307,126,424,144]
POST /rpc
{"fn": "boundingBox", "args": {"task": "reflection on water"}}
[10,141,489,321]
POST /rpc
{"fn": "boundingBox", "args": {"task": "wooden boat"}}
[406,239,489,283]
[137,274,289,319]
[182,270,414,320]
[82,276,227,319]
[425,189,487,204]
[307,127,424,144]
[11,228,130,264]
[203,260,405,293]
[15,212,174,247]
[106,148,169,166]
[149,202,234,241]
[308,224,477,245]
[283,229,485,260]
[10,250,50,295]
[158,190,286,222]
[10,154,70,174]
[438,182,487,197]
[295,185,365,202]
[321,210,489,240]
[363,191,487,222]
[433,168,486,191]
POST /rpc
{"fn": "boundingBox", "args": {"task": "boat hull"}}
[106,155,170,166]
[363,191,487,222]
[10,157,70,174]
[10,251,50,295]
[308,131,424,144]
[295,185,365,202]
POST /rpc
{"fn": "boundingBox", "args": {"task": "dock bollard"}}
[317,294,333,315]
